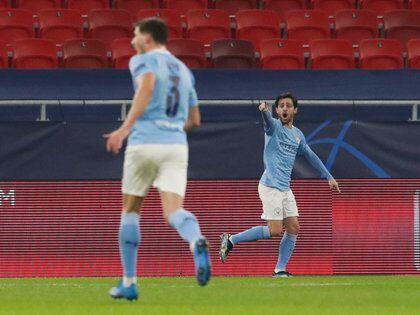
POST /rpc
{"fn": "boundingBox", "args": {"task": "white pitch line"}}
[0,283,108,288]
[277,282,360,287]
[0,282,377,289]
[235,282,370,288]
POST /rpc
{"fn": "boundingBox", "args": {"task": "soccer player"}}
[104,18,211,301]
[219,93,340,277]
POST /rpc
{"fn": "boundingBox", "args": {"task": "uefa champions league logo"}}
[307,120,390,178]
[308,120,419,270]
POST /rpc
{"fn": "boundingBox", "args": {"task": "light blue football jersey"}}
[260,111,333,191]
[127,49,198,146]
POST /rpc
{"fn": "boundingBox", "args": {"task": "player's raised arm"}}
[299,140,341,193]
[259,101,276,135]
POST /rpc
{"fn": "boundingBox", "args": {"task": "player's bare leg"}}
[283,216,299,235]
[267,220,283,237]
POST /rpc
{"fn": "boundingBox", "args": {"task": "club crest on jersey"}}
[295,137,301,144]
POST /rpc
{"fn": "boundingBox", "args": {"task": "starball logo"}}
[307,120,390,178]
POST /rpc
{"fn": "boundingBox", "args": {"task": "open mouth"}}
[282,113,288,119]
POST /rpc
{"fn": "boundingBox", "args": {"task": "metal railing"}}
[0,99,418,121]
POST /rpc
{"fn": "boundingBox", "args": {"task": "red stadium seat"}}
[186,9,231,45]
[334,10,378,46]
[66,0,110,15]
[166,38,206,68]
[260,38,305,69]
[136,9,183,39]
[285,10,330,44]
[309,38,354,68]
[0,9,34,44]
[359,38,403,69]
[111,38,136,69]
[0,40,7,68]
[407,38,420,68]
[213,0,258,15]
[12,38,58,68]
[0,0,10,8]
[235,10,281,51]
[62,39,108,68]
[38,9,83,45]
[88,9,133,48]
[383,10,420,50]
[114,0,159,17]
[262,0,305,19]
[211,39,255,68]
[312,0,354,17]
[162,0,207,15]
[408,0,420,9]
[359,0,404,16]
[15,0,61,14]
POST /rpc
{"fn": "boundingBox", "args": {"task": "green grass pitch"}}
[0,276,419,315]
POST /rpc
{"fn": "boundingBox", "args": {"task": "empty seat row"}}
[1,37,420,69]
[169,38,420,68]
[1,0,420,16]
[266,0,420,17]
[1,1,111,15]
[0,38,134,68]
[0,8,419,49]
[136,8,420,49]
[0,8,133,47]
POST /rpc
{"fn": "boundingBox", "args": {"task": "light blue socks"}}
[275,233,297,271]
[230,226,271,245]
[119,212,140,279]
[168,208,203,245]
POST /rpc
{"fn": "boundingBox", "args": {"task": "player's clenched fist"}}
[259,101,269,112]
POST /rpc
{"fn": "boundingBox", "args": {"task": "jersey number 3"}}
[166,62,180,117]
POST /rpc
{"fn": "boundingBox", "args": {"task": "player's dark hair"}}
[275,92,298,108]
[135,18,168,44]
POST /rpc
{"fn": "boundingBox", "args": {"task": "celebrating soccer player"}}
[219,93,340,277]
[104,18,211,300]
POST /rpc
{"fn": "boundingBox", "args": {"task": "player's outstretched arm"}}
[259,101,276,135]
[301,144,341,193]
[103,73,156,154]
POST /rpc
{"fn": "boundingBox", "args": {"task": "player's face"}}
[275,98,297,125]
[131,27,149,54]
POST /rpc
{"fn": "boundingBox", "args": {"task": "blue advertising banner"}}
[0,121,418,180]
[0,70,419,100]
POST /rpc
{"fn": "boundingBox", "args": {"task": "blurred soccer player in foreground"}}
[104,18,211,301]
[220,93,340,277]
